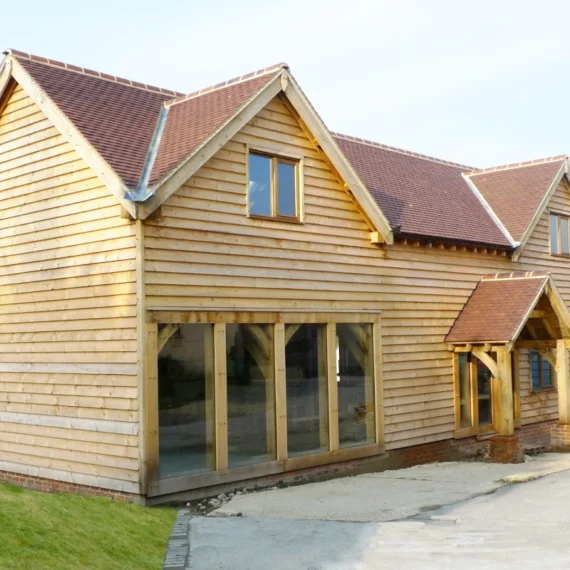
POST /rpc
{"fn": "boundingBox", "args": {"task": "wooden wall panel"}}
[0,83,139,493]
[145,94,568,453]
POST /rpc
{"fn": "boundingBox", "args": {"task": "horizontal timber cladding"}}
[144,93,569,453]
[145,96,384,312]
[0,83,140,493]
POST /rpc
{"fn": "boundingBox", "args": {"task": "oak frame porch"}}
[447,274,570,455]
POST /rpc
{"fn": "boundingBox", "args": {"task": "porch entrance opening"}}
[447,272,570,461]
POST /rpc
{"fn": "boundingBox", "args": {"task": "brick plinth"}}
[489,434,524,463]
[0,470,141,503]
[550,424,570,452]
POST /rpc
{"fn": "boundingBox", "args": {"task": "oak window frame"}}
[549,212,570,256]
[529,349,556,393]
[144,311,383,498]
[246,147,303,223]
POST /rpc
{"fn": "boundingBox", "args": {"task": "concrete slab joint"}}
[550,424,570,452]
[489,434,524,464]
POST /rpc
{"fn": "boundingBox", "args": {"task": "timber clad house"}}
[2,50,570,504]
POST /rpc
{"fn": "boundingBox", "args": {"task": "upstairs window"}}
[248,152,299,221]
[550,213,570,255]
[530,350,555,391]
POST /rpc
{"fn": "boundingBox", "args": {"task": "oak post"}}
[144,322,159,493]
[326,323,339,452]
[557,339,570,424]
[274,324,288,462]
[214,323,228,472]
[495,347,514,436]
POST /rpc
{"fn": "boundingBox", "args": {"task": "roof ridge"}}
[166,62,288,107]
[4,48,183,97]
[481,271,549,281]
[332,132,474,170]
[468,155,567,176]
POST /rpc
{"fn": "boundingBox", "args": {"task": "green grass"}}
[0,483,177,570]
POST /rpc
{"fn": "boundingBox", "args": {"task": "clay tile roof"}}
[467,157,567,242]
[7,50,286,190]
[149,64,285,185]
[445,272,549,344]
[333,134,513,248]
[11,52,177,187]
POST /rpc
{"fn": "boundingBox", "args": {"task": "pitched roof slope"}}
[334,134,512,248]
[11,50,177,187]
[149,65,284,185]
[445,272,548,343]
[8,50,284,191]
[467,158,566,243]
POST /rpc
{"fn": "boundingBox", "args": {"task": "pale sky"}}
[3,0,570,167]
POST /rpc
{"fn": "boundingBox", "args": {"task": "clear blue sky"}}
[4,0,570,167]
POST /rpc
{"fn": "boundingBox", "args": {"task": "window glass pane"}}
[226,324,275,467]
[561,218,569,254]
[285,324,328,457]
[477,359,493,426]
[543,357,553,387]
[337,323,375,448]
[158,324,215,479]
[248,154,272,216]
[530,350,541,390]
[277,161,297,217]
[550,214,560,254]
[458,353,472,428]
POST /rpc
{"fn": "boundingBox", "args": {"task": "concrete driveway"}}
[164,454,570,569]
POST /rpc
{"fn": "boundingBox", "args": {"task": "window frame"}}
[145,311,383,497]
[549,211,570,256]
[529,349,556,393]
[246,146,303,223]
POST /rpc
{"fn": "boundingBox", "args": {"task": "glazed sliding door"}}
[337,324,375,448]
[158,324,215,479]
[226,324,276,467]
[285,324,329,457]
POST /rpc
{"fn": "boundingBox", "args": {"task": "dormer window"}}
[248,151,300,221]
[550,213,570,255]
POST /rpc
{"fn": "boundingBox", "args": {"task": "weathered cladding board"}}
[516,179,570,424]
[0,83,139,491]
[144,95,384,313]
[141,96,457,450]
[378,243,510,447]
[516,350,557,424]
[145,93,567,452]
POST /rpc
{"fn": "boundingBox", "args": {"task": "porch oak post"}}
[557,339,570,424]
[495,347,514,436]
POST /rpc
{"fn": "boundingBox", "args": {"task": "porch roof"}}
[445,272,555,344]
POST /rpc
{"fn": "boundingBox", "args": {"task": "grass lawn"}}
[0,483,177,570]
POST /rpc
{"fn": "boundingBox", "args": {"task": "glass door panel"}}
[226,324,276,467]
[476,358,493,427]
[337,323,375,448]
[285,324,329,457]
[158,324,215,479]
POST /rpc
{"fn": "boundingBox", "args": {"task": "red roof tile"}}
[5,50,567,249]
[334,134,513,248]
[149,67,283,185]
[9,50,285,190]
[445,272,548,343]
[467,158,566,242]
[13,55,174,187]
